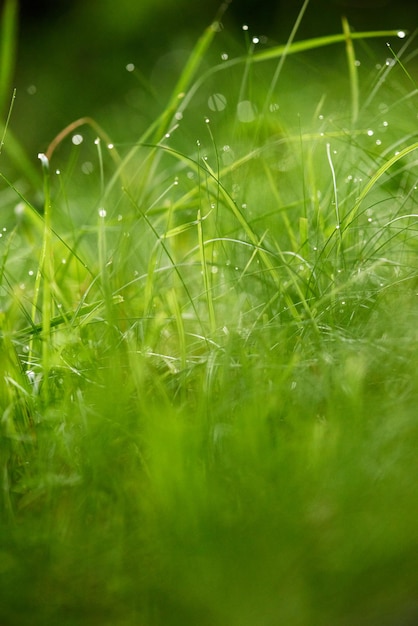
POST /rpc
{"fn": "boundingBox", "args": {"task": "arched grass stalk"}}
[342,140,418,240]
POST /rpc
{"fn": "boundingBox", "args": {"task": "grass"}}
[1,0,418,624]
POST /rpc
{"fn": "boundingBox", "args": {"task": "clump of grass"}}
[1,1,418,625]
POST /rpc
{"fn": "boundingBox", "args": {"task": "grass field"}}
[1,1,418,624]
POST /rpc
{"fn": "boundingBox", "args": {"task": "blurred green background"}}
[10,0,417,159]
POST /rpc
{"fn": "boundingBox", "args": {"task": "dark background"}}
[9,0,418,155]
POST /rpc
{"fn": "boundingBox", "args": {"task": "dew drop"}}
[81,161,94,175]
[126,63,135,72]
[38,153,49,168]
[367,129,374,136]
[204,117,210,124]
[72,134,83,146]
[107,143,114,150]
[28,270,34,276]
[397,30,406,39]
[55,169,61,175]
[242,24,249,31]
[211,21,223,32]
[208,93,227,112]
[221,52,229,61]
[175,111,183,120]
[27,84,37,95]
[354,59,361,66]
[252,36,260,44]
[98,208,107,218]
[237,100,257,123]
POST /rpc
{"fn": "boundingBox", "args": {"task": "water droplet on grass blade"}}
[81,161,94,175]
[98,208,107,218]
[208,93,227,112]
[237,100,257,123]
[38,153,49,169]
[126,63,135,72]
[72,134,83,146]
[211,21,223,32]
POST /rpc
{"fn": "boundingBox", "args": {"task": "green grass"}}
[1,1,418,624]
